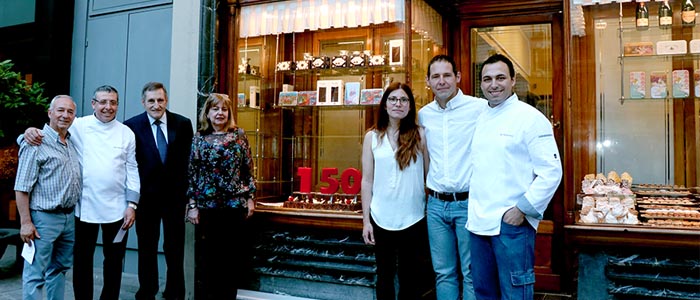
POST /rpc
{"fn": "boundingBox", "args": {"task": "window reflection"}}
[470,24,553,117]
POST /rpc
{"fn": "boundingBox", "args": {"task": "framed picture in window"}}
[389,39,403,66]
[316,80,344,105]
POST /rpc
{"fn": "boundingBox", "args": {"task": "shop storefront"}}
[218,1,444,297]
[213,0,699,299]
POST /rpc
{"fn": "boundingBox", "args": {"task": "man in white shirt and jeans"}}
[467,54,562,299]
[419,54,487,300]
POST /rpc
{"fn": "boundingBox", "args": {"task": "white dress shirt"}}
[418,89,487,193]
[467,94,562,235]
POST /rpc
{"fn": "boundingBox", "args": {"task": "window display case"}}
[570,2,700,231]
[235,37,283,202]
[567,2,700,298]
[226,1,444,298]
[231,0,443,205]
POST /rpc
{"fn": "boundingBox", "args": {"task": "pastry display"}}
[581,170,633,195]
[636,195,700,227]
[633,188,693,197]
[641,208,700,219]
[282,192,361,212]
[646,219,700,228]
[579,170,700,228]
[577,194,639,224]
[636,197,696,205]
[633,183,689,190]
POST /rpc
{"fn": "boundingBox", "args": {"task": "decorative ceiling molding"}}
[422,0,563,20]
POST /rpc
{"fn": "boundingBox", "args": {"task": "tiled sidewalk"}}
[0,245,573,300]
[0,245,316,300]
[0,244,142,300]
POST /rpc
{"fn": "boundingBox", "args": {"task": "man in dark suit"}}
[125,82,193,300]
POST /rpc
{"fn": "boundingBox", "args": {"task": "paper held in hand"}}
[22,240,35,264]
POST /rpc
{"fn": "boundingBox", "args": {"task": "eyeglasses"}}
[92,99,119,106]
[387,97,410,105]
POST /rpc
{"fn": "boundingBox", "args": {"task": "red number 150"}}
[296,167,362,195]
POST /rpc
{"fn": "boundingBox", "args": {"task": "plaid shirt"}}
[14,124,82,211]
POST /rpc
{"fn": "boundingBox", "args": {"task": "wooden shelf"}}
[254,206,362,231]
[565,224,700,249]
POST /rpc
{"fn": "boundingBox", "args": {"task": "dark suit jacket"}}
[124,111,193,207]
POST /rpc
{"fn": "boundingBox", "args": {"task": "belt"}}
[427,188,469,201]
[44,206,75,214]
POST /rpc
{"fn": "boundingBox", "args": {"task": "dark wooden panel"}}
[254,207,363,231]
[258,210,561,290]
[535,220,559,291]
[565,225,700,249]
[424,0,563,19]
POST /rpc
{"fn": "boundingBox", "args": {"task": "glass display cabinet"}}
[568,2,700,298]
[231,0,444,203]
[226,1,445,298]
[574,2,700,229]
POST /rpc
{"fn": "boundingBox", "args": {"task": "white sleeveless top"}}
[369,130,426,230]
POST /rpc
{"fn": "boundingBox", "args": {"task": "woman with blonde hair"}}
[185,93,256,299]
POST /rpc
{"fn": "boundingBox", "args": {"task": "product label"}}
[682,10,696,23]
[637,18,649,27]
[660,16,673,26]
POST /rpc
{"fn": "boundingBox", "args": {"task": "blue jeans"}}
[23,210,75,300]
[427,195,475,300]
[470,220,536,300]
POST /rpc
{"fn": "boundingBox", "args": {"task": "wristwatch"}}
[127,202,138,210]
[187,203,197,210]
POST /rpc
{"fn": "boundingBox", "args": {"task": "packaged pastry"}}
[607,171,621,184]
[620,172,633,186]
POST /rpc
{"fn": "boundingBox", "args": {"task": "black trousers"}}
[73,218,126,300]
[135,198,186,300]
[372,217,432,300]
[195,207,250,300]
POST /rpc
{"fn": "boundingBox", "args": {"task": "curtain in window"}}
[240,0,443,45]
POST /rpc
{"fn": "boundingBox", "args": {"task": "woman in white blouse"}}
[361,82,431,300]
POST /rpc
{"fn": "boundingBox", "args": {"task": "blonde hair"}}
[197,93,236,134]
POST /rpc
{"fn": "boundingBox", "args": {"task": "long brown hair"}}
[373,82,422,170]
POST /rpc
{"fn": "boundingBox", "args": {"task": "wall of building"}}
[69,1,200,285]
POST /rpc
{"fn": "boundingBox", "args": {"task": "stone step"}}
[249,273,375,300]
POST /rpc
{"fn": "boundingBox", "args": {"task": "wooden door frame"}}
[459,12,567,293]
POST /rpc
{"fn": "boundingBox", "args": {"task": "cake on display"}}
[282,192,361,212]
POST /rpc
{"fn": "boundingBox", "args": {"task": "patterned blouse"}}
[187,128,256,209]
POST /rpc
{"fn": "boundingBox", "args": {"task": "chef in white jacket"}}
[467,54,562,299]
